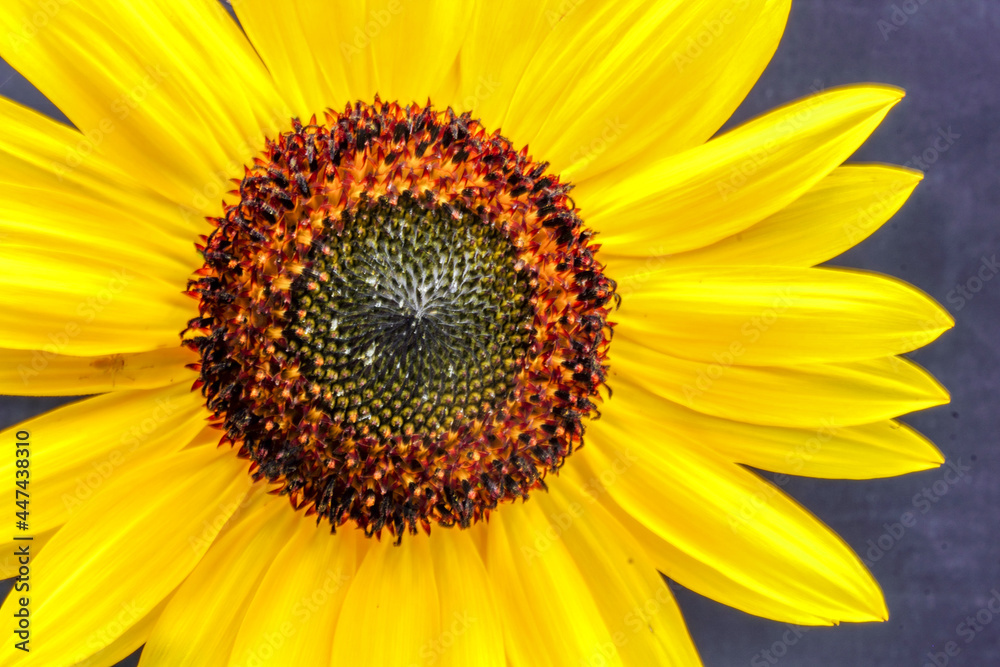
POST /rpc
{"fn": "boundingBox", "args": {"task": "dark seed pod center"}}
[287,194,534,438]
[184,100,616,542]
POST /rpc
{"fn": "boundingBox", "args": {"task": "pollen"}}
[184,99,617,542]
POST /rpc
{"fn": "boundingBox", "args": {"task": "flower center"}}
[184,100,617,541]
[286,194,533,439]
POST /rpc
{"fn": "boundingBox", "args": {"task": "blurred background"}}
[0,1,997,665]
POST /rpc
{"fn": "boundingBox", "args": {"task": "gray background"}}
[0,1,997,665]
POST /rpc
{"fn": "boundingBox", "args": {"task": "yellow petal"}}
[0,100,202,349]
[70,595,172,667]
[428,527,505,667]
[0,529,55,580]
[487,498,623,666]
[617,266,953,365]
[607,378,944,479]
[457,0,585,131]
[0,383,206,537]
[331,533,440,666]
[228,517,357,667]
[0,189,196,286]
[490,0,790,181]
[362,0,476,104]
[231,0,367,117]
[651,164,923,268]
[363,0,474,107]
[0,0,288,211]
[235,0,473,114]
[139,496,298,667]
[613,338,949,427]
[0,95,200,247]
[0,249,195,355]
[581,420,887,624]
[0,445,253,667]
[714,418,944,478]
[0,346,196,396]
[582,86,904,255]
[536,480,703,665]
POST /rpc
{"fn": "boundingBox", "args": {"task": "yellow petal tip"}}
[927,446,947,468]
[854,590,890,624]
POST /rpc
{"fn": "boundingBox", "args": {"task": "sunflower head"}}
[183,99,617,540]
[0,1,960,665]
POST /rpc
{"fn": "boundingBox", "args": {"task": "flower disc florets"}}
[184,99,617,541]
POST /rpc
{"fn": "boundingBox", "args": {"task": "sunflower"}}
[0,0,953,665]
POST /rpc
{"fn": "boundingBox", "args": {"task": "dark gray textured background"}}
[1,1,997,665]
